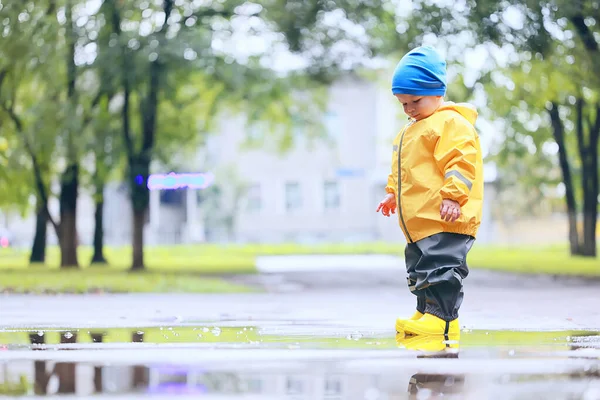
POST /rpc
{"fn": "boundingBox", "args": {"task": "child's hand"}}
[440,199,461,222]
[376,193,397,217]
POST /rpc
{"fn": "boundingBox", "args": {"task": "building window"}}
[245,184,261,213]
[160,188,185,206]
[324,180,340,210]
[285,182,302,212]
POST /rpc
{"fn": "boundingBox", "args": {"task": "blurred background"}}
[1,2,600,397]
[0,0,598,281]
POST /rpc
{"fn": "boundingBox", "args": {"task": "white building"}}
[1,75,497,247]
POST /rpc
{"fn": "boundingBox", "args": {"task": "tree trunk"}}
[130,159,150,271]
[571,18,600,258]
[110,0,170,271]
[580,149,597,257]
[110,0,146,271]
[59,0,79,268]
[131,208,146,271]
[131,331,149,388]
[90,184,107,265]
[128,15,164,271]
[90,333,104,392]
[30,202,48,264]
[580,103,599,257]
[548,102,581,255]
[59,164,79,268]
[55,332,77,394]
[29,333,48,395]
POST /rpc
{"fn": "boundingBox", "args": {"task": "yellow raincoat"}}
[385,102,484,243]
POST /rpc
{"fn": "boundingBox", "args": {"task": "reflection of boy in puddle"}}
[377,46,484,338]
[408,372,466,399]
[396,335,465,399]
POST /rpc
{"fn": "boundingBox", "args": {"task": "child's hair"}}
[391,46,447,96]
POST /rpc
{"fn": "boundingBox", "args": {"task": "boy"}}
[376,46,484,337]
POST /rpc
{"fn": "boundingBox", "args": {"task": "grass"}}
[0,246,257,294]
[0,242,598,294]
[0,245,257,273]
[467,244,600,277]
[0,269,254,294]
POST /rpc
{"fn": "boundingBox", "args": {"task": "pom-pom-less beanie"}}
[391,46,447,96]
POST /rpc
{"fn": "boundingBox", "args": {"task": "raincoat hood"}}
[436,102,478,126]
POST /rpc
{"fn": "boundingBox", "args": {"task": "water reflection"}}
[2,358,599,398]
[26,330,149,395]
[395,334,464,398]
[0,327,599,398]
[408,372,465,399]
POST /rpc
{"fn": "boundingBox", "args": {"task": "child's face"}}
[394,94,443,121]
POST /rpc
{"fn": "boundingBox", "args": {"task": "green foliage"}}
[258,0,398,81]
[0,1,65,216]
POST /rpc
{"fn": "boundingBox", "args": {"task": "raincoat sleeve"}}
[385,137,399,195]
[433,118,478,206]
[385,174,396,195]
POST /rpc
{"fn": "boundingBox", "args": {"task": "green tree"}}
[0,1,63,261]
[58,0,81,268]
[92,0,396,270]
[0,0,95,266]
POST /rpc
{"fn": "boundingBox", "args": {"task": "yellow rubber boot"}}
[402,313,460,336]
[396,332,460,352]
[395,310,424,333]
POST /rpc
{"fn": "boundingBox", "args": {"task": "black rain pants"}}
[405,232,475,321]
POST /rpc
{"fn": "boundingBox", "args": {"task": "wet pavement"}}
[0,269,599,399]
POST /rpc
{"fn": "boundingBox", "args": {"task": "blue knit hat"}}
[391,46,447,96]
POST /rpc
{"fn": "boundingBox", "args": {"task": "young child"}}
[376,46,484,337]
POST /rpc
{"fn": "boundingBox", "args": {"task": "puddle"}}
[0,327,599,398]
[1,326,599,352]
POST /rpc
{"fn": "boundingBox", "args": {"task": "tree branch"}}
[548,101,580,253]
[593,103,600,148]
[81,89,105,131]
[0,103,60,235]
[0,69,7,91]
[162,0,175,31]
[141,0,174,153]
[575,96,586,158]
[570,14,600,54]
[47,0,56,16]
[107,0,135,159]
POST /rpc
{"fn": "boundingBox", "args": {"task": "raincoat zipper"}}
[397,120,415,243]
